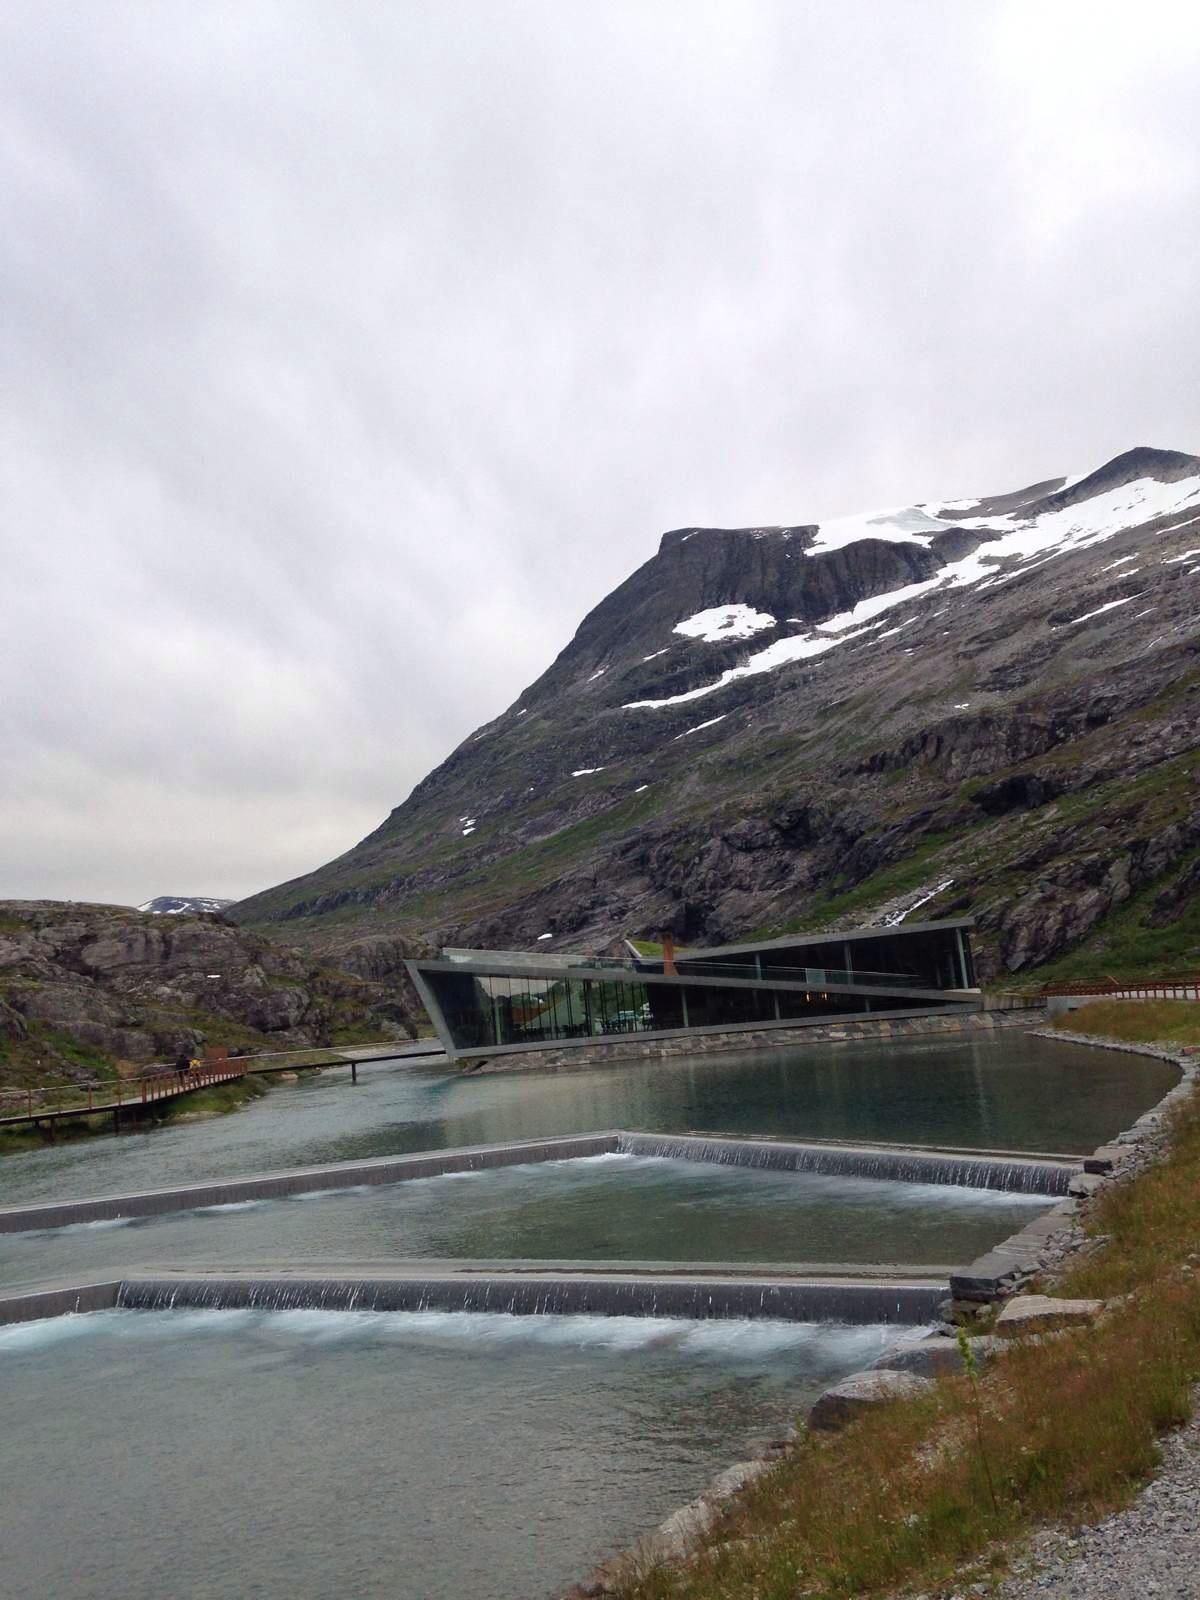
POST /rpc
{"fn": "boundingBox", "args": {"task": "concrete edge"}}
[0,1131,624,1233]
[0,1280,122,1326]
[113,1270,946,1324]
[951,1038,1196,1302]
[0,1128,1077,1235]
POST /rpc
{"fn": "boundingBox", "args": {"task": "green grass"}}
[614,1090,1200,1600]
[0,1021,120,1092]
[161,1075,269,1120]
[1050,998,1200,1048]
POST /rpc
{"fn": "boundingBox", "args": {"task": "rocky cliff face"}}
[0,902,414,1089]
[235,447,1200,982]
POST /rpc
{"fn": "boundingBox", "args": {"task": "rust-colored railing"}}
[1039,975,1200,1000]
[0,1060,246,1127]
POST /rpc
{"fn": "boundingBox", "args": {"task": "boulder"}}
[1068,1171,1106,1198]
[872,1332,1004,1378]
[808,1368,933,1432]
[994,1294,1103,1339]
[1084,1144,1133,1174]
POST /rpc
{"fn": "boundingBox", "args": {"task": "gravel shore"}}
[988,1397,1200,1599]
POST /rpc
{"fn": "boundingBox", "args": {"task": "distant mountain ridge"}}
[138,896,236,916]
[234,446,1200,983]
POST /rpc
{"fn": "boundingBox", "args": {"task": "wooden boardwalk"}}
[0,1043,443,1133]
[0,1061,249,1131]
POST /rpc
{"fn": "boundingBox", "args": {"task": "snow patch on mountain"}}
[673,604,777,643]
[814,577,943,634]
[138,897,235,916]
[1061,594,1146,627]
[625,627,872,709]
[805,505,948,553]
[674,714,727,739]
[625,470,1200,712]
[954,474,1200,561]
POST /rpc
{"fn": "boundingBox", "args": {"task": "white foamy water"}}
[0,1305,903,1365]
[287,1183,373,1201]
[53,1215,137,1235]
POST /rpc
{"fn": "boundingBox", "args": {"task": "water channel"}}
[0,1032,1176,1599]
[0,1153,1054,1292]
[0,1032,1174,1207]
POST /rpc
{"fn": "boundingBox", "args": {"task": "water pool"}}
[0,1152,1055,1293]
[0,1033,1174,1210]
[0,1306,907,1600]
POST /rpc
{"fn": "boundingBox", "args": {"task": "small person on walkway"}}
[173,1052,190,1078]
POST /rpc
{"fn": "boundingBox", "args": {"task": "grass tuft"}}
[1050,998,1200,1048]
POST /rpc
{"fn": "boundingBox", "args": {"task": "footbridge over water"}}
[0,1041,446,1135]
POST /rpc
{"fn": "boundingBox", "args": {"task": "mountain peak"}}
[1028,445,1200,517]
[234,443,1200,983]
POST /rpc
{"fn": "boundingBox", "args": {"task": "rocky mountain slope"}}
[235,446,1200,983]
[0,902,413,1090]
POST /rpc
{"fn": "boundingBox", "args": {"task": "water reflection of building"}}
[406,920,979,1065]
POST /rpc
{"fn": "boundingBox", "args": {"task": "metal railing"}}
[480,953,938,989]
[0,1060,246,1125]
[1039,975,1200,1001]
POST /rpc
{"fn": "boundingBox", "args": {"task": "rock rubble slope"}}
[235,446,1200,981]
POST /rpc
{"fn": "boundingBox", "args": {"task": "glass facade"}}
[421,970,951,1053]
[412,921,977,1057]
[675,926,974,992]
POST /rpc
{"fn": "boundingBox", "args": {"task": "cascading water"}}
[115,1273,944,1325]
[617,1132,1074,1195]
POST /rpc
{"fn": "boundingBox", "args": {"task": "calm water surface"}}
[0,1307,906,1600]
[0,1034,1175,1210]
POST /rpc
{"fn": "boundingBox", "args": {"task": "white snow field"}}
[624,470,1200,712]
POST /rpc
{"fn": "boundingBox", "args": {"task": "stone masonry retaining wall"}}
[464,1006,1042,1074]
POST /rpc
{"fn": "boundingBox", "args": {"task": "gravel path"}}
[988,1401,1200,1599]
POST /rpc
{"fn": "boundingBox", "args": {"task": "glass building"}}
[406,919,979,1063]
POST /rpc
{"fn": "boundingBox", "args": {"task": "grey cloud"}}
[2,0,1198,903]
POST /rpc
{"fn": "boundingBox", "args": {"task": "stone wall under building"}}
[459,1005,1044,1074]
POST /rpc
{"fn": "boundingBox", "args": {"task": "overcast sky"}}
[3,1,1198,907]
